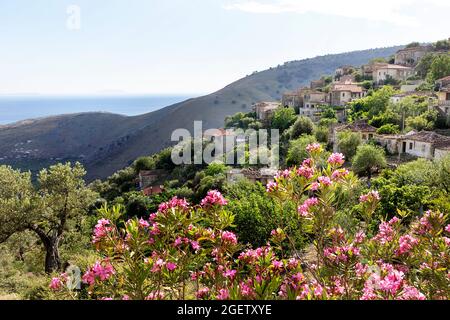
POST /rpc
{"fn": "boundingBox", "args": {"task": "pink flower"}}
[373,221,395,245]
[223,269,237,280]
[331,169,349,181]
[276,169,291,179]
[191,240,201,251]
[145,292,165,300]
[310,182,320,191]
[354,231,366,244]
[201,190,228,207]
[298,197,319,217]
[355,263,368,277]
[306,143,323,154]
[82,261,115,285]
[196,288,210,299]
[445,224,450,234]
[92,219,113,244]
[240,282,255,298]
[272,260,284,270]
[296,166,314,179]
[122,295,130,300]
[158,197,189,214]
[327,153,345,166]
[400,286,426,300]
[49,277,63,291]
[138,218,150,228]
[166,262,177,272]
[221,231,238,245]
[217,289,229,300]
[266,181,279,192]
[396,235,418,256]
[318,176,332,186]
[359,190,380,203]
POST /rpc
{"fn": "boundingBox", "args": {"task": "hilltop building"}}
[394,46,430,67]
[372,64,414,84]
[253,102,280,121]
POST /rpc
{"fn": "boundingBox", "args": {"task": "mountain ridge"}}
[0,45,404,180]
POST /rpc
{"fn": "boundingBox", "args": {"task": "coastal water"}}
[0,94,194,125]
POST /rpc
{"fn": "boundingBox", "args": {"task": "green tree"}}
[290,116,314,139]
[352,145,387,181]
[271,107,296,132]
[286,135,317,166]
[337,130,362,160]
[376,124,400,134]
[427,55,450,83]
[0,163,97,273]
[314,126,330,144]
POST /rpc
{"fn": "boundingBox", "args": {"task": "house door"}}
[402,142,406,153]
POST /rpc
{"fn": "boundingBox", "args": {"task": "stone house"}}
[253,102,280,121]
[375,130,417,154]
[394,46,430,67]
[226,167,277,185]
[398,131,450,160]
[331,120,377,151]
[390,91,436,104]
[372,64,414,85]
[300,91,329,121]
[435,146,450,160]
[434,85,450,117]
[138,170,167,190]
[335,65,355,80]
[310,78,326,90]
[436,76,450,89]
[329,83,366,106]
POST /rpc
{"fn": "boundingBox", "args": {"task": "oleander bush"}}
[50,145,450,300]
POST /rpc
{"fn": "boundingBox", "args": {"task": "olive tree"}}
[0,163,97,273]
[352,144,387,181]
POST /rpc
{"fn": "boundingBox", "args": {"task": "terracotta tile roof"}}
[392,91,436,98]
[331,84,364,93]
[373,64,413,71]
[404,131,450,148]
[336,120,377,133]
[437,75,450,82]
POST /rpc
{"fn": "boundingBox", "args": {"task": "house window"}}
[409,143,413,150]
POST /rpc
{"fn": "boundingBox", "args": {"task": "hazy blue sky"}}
[1,0,449,95]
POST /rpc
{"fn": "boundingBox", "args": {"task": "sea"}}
[0,94,194,125]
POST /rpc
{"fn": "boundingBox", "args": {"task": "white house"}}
[372,64,414,85]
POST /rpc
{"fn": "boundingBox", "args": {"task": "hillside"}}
[0,46,403,180]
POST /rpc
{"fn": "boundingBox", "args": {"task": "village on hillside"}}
[136,40,450,194]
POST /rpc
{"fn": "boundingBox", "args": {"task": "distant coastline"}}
[0,94,196,125]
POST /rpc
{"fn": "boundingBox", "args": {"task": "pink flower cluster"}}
[323,245,360,264]
[296,166,314,179]
[373,217,400,244]
[158,197,189,214]
[49,274,67,291]
[359,190,380,203]
[82,261,115,286]
[396,235,419,256]
[92,219,113,244]
[306,143,323,154]
[298,197,319,217]
[318,176,332,187]
[221,231,238,245]
[266,181,279,193]
[361,264,425,300]
[201,190,228,207]
[327,153,345,166]
[331,169,349,181]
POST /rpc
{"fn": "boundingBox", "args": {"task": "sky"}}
[0,0,449,95]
